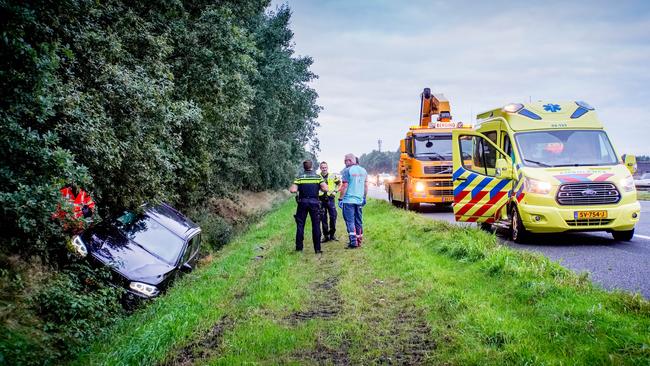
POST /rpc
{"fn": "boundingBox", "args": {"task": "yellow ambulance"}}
[451,101,640,242]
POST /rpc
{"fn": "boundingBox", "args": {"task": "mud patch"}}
[160,315,234,366]
[385,307,437,364]
[288,277,342,323]
[296,334,351,366]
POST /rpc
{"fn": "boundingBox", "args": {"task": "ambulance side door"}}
[452,130,513,223]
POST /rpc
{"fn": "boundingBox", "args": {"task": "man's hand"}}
[362,197,367,206]
[338,200,343,209]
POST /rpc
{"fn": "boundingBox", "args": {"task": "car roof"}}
[144,203,200,239]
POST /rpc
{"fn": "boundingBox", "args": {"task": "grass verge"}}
[637,190,650,201]
[75,199,650,365]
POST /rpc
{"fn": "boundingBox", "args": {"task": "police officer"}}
[318,162,341,242]
[289,160,329,254]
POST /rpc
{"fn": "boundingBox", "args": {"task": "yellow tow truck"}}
[451,101,640,242]
[387,88,470,211]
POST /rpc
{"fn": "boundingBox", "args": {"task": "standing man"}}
[338,153,368,249]
[289,160,329,254]
[318,162,341,242]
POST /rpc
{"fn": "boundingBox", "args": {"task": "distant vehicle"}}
[69,203,202,303]
[635,172,650,190]
[378,173,393,185]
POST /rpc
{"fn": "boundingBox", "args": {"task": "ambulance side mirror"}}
[623,154,637,175]
[495,158,513,179]
[400,139,406,154]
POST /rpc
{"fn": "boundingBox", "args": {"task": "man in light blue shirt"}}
[338,153,368,248]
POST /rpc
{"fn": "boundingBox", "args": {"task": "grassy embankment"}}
[75,199,649,365]
[638,190,650,201]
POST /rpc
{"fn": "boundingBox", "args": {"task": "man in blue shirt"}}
[338,153,368,248]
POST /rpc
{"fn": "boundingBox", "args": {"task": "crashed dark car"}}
[69,203,201,302]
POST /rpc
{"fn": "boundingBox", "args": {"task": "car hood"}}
[83,225,175,285]
[519,164,630,186]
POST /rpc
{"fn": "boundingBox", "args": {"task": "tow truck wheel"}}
[510,207,528,243]
[612,229,634,242]
[403,183,410,210]
[403,184,419,211]
[388,188,397,207]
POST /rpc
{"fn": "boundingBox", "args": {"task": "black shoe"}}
[345,244,358,249]
[321,237,330,243]
[315,250,323,254]
[330,235,338,241]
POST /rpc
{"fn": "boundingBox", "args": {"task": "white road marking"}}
[634,234,650,240]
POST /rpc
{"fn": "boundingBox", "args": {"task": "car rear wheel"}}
[510,207,528,243]
[612,229,634,241]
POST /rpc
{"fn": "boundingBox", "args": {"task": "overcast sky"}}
[272,0,650,172]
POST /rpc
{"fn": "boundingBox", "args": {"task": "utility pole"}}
[378,139,382,152]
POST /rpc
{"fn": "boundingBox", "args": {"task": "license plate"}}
[574,210,608,219]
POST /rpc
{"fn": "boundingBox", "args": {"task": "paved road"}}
[368,185,650,298]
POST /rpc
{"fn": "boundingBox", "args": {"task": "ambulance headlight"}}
[70,235,88,257]
[129,282,160,298]
[620,176,635,192]
[524,177,552,195]
[502,103,524,113]
[414,181,426,192]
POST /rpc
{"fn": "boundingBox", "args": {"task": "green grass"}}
[75,199,650,365]
[638,190,650,201]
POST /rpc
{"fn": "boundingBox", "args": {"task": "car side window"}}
[459,135,503,176]
[180,234,200,264]
[191,234,201,257]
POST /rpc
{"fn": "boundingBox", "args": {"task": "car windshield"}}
[413,134,452,161]
[515,130,618,167]
[642,173,650,179]
[116,213,184,264]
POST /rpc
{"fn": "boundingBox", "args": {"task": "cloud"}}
[273,0,650,170]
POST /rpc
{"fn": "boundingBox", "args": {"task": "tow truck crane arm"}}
[419,87,452,127]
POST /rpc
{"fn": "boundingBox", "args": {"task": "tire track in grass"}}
[159,221,299,365]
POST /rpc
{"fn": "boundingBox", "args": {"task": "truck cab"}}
[387,88,471,211]
[451,101,640,242]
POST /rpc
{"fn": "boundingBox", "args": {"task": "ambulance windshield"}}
[412,134,452,161]
[515,130,618,167]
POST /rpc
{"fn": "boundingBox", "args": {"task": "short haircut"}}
[303,160,313,170]
[320,161,327,166]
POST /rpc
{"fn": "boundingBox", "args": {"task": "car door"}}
[452,130,513,223]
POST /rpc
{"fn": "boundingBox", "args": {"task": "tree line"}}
[358,149,400,175]
[0,0,320,261]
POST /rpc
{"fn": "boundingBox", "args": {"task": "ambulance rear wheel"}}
[612,229,634,242]
[510,207,529,243]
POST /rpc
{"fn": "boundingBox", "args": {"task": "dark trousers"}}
[295,200,321,253]
[320,196,337,238]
